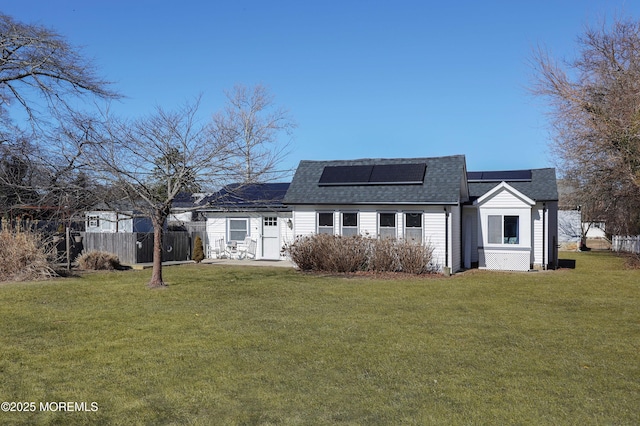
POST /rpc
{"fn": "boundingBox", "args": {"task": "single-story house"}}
[283,155,558,272]
[201,182,293,260]
[87,155,558,272]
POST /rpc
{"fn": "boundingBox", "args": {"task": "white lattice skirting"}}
[479,248,531,271]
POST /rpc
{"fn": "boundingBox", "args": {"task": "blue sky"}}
[3,0,640,176]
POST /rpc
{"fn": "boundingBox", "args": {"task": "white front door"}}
[262,216,280,260]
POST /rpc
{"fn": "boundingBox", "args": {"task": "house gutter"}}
[542,202,546,270]
[283,201,461,206]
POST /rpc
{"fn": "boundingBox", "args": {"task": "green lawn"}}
[0,252,638,425]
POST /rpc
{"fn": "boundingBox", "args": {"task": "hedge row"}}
[285,234,437,274]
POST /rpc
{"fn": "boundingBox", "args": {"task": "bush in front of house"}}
[77,250,121,270]
[0,228,57,281]
[395,239,436,274]
[285,234,436,274]
[286,234,369,273]
[368,237,399,272]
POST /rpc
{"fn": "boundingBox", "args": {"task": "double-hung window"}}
[405,212,422,243]
[318,212,334,234]
[341,212,358,236]
[379,213,396,239]
[229,218,249,242]
[488,215,519,244]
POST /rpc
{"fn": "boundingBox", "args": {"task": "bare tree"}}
[0,13,119,219]
[531,17,640,235]
[0,13,117,130]
[211,84,295,183]
[87,98,237,287]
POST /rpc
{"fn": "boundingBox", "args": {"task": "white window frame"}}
[404,212,423,243]
[341,212,359,236]
[88,215,100,228]
[378,212,397,239]
[317,212,334,235]
[228,218,249,242]
[263,216,278,227]
[488,214,520,245]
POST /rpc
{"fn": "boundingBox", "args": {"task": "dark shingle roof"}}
[468,168,558,201]
[172,192,209,209]
[284,155,468,205]
[202,182,290,211]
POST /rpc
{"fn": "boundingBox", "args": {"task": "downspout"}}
[542,203,546,270]
[444,207,449,271]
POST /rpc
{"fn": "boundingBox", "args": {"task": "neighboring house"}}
[85,210,153,233]
[284,156,558,272]
[169,192,210,224]
[558,209,582,250]
[200,182,293,260]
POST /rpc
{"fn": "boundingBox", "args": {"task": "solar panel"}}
[466,171,483,181]
[369,163,426,184]
[318,163,426,186]
[468,170,532,182]
[319,165,373,184]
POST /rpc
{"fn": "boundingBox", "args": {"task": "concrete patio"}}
[127,258,294,270]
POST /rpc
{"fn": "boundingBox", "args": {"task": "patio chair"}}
[238,238,257,260]
[213,238,227,259]
[245,239,258,259]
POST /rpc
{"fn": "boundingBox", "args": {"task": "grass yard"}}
[0,252,639,425]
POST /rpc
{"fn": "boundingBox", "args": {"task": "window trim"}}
[404,212,423,243]
[378,212,397,239]
[263,216,278,227]
[341,212,359,236]
[228,218,249,242]
[317,212,334,235]
[88,215,100,228]
[487,214,520,245]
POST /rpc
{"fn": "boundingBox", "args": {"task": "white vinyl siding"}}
[424,207,447,271]
[359,212,377,237]
[292,210,316,236]
[449,205,461,273]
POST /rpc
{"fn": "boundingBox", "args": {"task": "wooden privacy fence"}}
[611,235,640,255]
[81,232,198,264]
